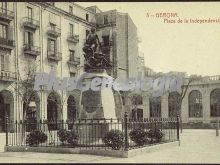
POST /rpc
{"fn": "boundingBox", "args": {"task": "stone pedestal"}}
[80,70,116,119]
[78,70,118,144]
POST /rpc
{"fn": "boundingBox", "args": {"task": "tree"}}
[174,74,203,133]
[9,61,39,121]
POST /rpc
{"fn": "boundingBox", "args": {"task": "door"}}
[47,100,58,130]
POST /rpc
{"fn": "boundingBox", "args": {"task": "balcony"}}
[47,26,61,38]
[0,70,16,82]
[67,33,79,43]
[0,8,14,23]
[67,57,80,66]
[47,51,62,61]
[0,37,15,50]
[23,17,40,31]
[97,21,116,28]
[23,44,40,57]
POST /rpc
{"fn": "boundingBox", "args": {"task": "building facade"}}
[0,2,219,133]
[0,2,140,132]
[127,71,220,124]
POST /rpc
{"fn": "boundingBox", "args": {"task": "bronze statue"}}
[83,28,112,72]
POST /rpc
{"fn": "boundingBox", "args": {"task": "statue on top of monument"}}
[83,27,112,72]
[86,27,100,53]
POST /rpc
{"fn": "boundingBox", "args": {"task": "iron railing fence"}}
[5,115,179,151]
[127,118,178,149]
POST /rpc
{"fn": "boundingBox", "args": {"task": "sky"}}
[77,2,220,76]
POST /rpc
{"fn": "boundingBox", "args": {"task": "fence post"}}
[5,115,8,146]
[124,112,129,151]
[177,115,180,145]
[216,117,219,137]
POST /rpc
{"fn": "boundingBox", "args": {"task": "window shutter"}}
[55,40,57,53]
[47,39,50,52]
[5,55,9,71]
[24,31,27,44]
[8,26,13,40]
[30,32,33,46]
[0,55,2,71]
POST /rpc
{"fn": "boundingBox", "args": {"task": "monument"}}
[80,27,115,119]
[77,28,117,143]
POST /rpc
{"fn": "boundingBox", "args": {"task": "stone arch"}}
[188,90,203,118]
[0,90,14,132]
[47,91,61,130]
[67,95,77,121]
[210,88,220,117]
[149,96,161,118]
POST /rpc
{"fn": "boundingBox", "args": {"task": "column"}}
[202,88,211,123]
[161,93,169,118]
[143,94,150,118]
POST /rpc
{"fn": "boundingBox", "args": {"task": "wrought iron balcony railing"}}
[23,17,40,30]
[47,50,62,61]
[47,25,61,38]
[0,70,16,82]
[0,7,14,22]
[67,33,79,43]
[0,37,15,50]
[23,44,41,56]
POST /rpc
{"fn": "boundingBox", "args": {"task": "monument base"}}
[78,70,118,144]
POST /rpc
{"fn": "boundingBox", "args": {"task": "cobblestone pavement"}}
[0,129,220,163]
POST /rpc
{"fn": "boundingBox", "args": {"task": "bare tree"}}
[9,61,39,121]
[174,74,203,133]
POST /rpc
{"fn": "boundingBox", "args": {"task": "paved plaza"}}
[0,129,219,163]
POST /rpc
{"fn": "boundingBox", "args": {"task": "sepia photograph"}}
[0,1,219,164]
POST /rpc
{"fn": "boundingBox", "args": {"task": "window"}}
[50,23,56,31]
[131,94,143,105]
[69,6,73,14]
[150,97,161,118]
[0,2,7,13]
[86,14,89,21]
[168,92,181,117]
[189,90,203,118]
[210,89,220,117]
[24,31,33,46]
[69,24,74,36]
[102,36,110,46]
[86,30,90,38]
[132,109,143,120]
[104,15,108,24]
[0,24,7,39]
[27,7,33,19]
[70,72,76,77]
[69,50,75,61]
[48,39,56,54]
[50,65,57,74]
[0,54,9,71]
